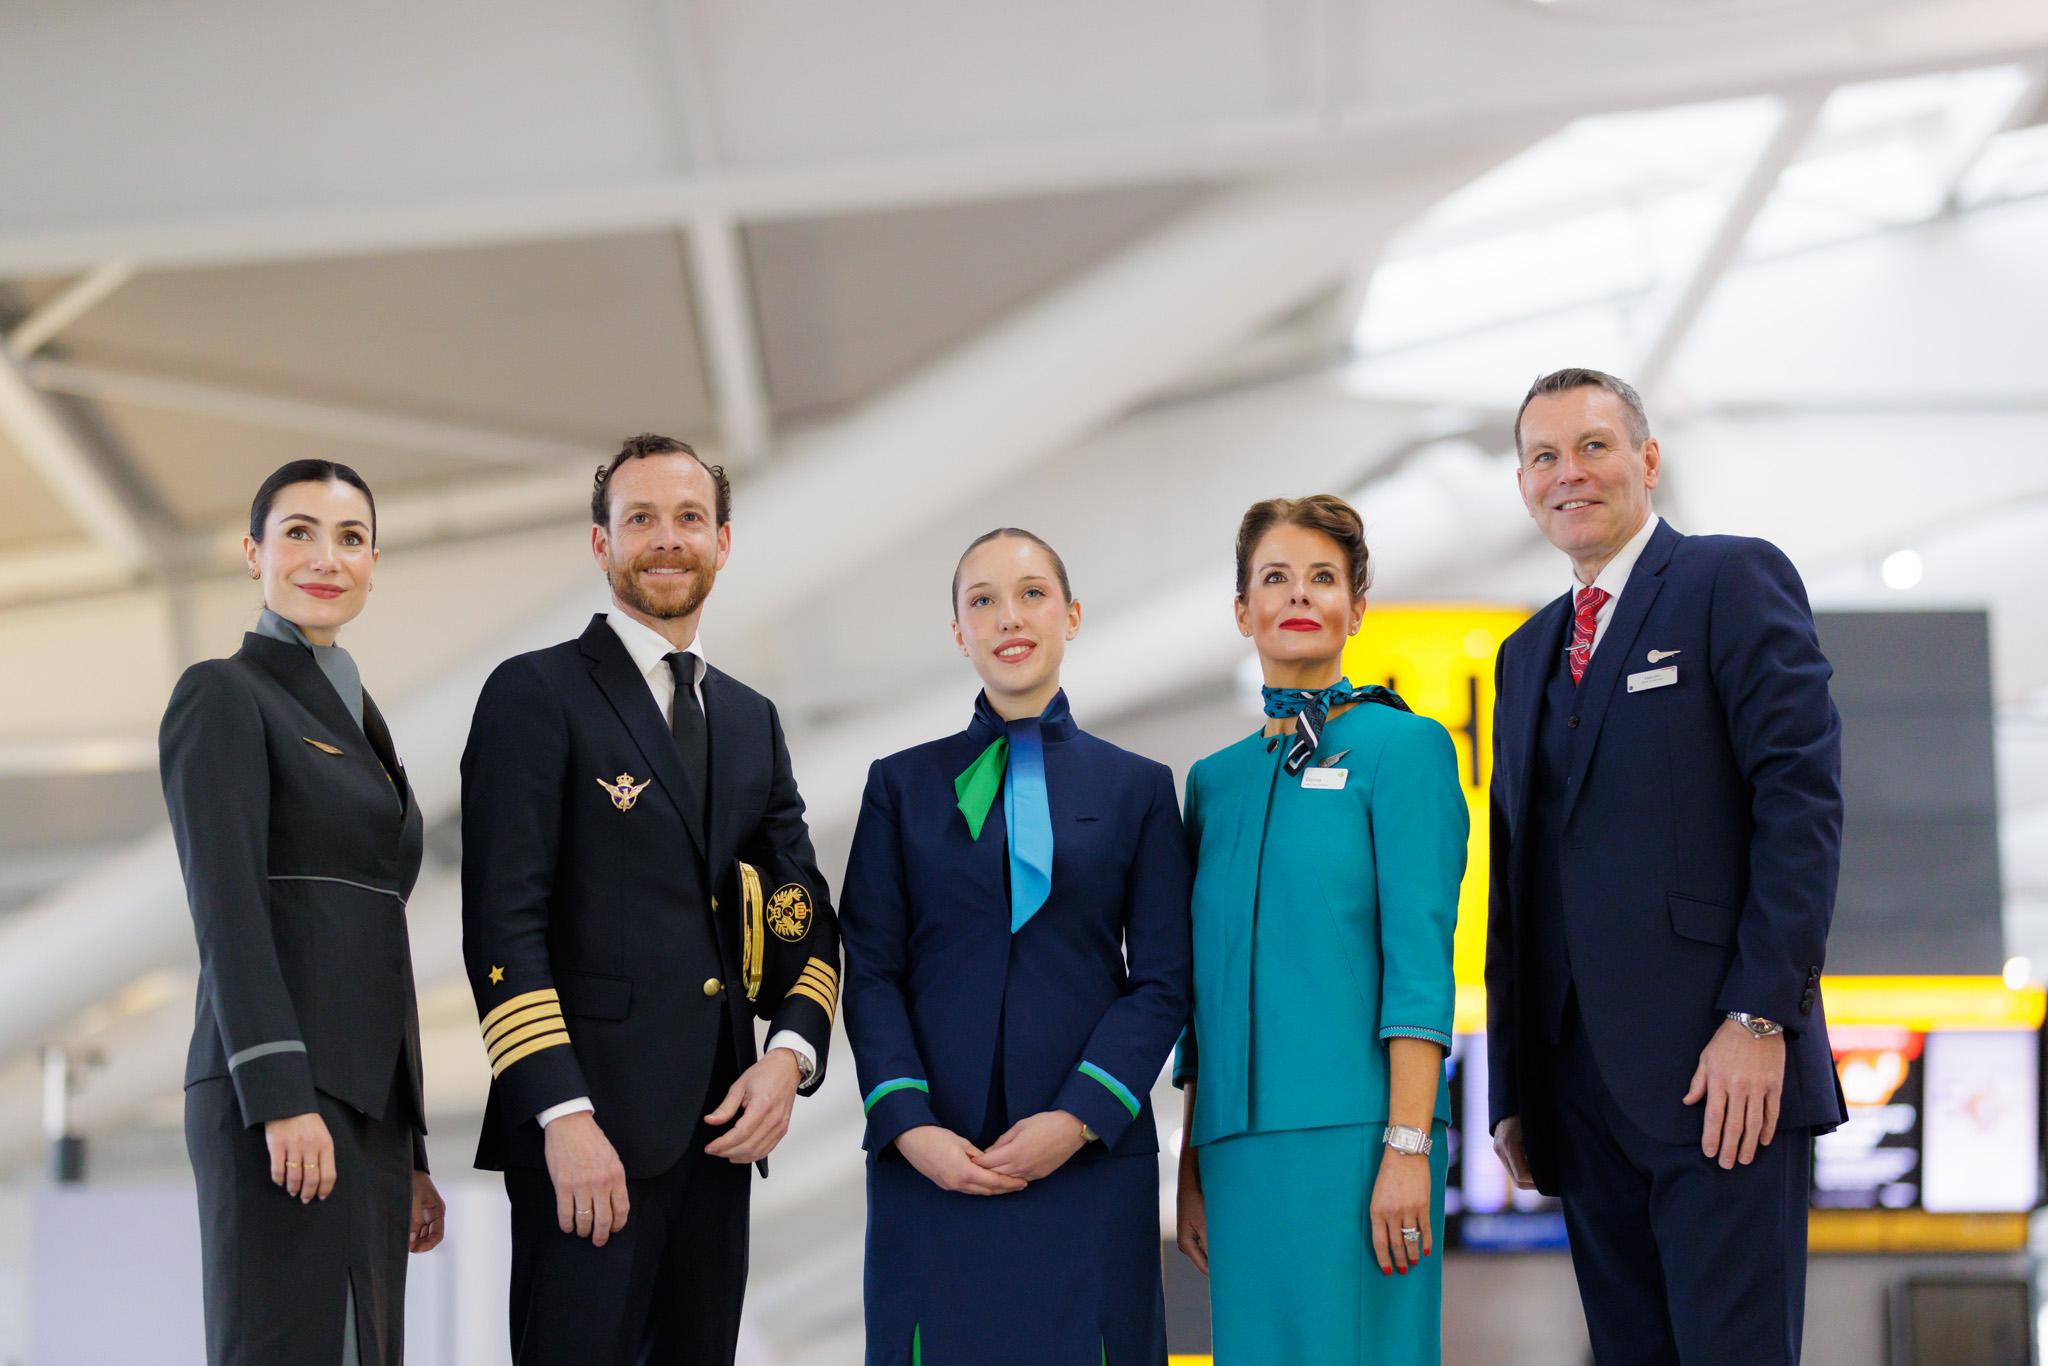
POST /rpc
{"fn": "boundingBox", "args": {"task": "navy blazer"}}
[1485,521,1845,1176]
[840,696,1193,1157]
[460,616,837,1178]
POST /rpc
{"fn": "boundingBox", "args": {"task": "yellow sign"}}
[1343,605,1530,987]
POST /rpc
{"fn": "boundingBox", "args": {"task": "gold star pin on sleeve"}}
[489,965,505,985]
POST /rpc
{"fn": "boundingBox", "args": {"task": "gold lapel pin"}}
[303,737,344,755]
[598,773,650,811]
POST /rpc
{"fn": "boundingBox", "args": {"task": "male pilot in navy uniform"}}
[1486,370,1843,1365]
[461,433,839,1365]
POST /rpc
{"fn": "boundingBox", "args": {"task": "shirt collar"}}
[1579,512,1661,600]
[605,608,705,685]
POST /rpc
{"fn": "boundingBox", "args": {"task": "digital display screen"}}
[1815,1025,1924,1209]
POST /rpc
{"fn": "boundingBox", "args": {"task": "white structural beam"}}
[0,346,153,570]
[1636,91,1827,396]
[0,144,1527,1067]
[27,359,603,470]
[686,215,772,463]
[1939,60,2048,212]
[5,258,135,358]
[714,153,1516,628]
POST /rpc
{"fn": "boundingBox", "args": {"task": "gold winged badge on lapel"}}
[597,773,650,811]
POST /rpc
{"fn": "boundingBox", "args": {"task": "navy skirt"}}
[864,1146,1165,1365]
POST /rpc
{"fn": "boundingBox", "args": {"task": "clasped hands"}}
[896,1110,1088,1196]
[1492,1016,1787,1188]
[543,1047,804,1247]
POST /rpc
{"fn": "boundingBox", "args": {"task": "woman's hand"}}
[895,1126,1029,1196]
[264,1112,337,1203]
[1175,1143,1209,1275]
[409,1173,447,1252]
[1369,1149,1433,1276]
[976,1110,1088,1182]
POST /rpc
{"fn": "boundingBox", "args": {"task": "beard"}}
[610,549,716,621]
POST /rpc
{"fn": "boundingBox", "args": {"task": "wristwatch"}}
[1078,1120,1098,1145]
[1383,1124,1432,1157]
[1727,1012,1785,1039]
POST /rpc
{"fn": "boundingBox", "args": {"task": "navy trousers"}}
[1553,1001,1811,1366]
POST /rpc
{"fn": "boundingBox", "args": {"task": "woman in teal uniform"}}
[1174,494,1467,1365]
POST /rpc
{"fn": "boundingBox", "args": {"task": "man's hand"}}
[409,1172,447,1253]
[1175,1144,1209,1276]
[543,1111,630,1245]
[976,1110,1089,1183]
[1683,1017,1786,1169]
[1492,1115,1536,1191]
[895,1126,1029,1196]
[703,1047,801,1165]
[264,1112,337,1203]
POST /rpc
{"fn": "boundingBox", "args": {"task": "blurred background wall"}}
[2,2,2047,1362]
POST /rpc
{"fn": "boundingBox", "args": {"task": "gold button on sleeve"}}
[702,978,723,997]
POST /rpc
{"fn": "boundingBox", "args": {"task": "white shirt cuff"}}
[538,1097,594,1128]
[766,1031,817,1083]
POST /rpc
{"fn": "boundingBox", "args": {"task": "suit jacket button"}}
[703,978,723,997]
[1567,716,1580,729]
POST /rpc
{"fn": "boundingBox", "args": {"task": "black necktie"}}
[667,652,708,826]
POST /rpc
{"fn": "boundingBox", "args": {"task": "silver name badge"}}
[1301,767,1349,790]
[1627,665,1678,693]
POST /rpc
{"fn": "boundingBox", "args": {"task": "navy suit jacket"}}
[1486,521,1845,1184]
[840,696,1193,1158]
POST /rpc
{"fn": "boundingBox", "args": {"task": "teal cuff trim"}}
[1077,1061,1140,1119]
[1380,1025,1453,1048]
[862,1077,929,1114]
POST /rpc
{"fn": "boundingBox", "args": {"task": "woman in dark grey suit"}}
[160,459,444,1366]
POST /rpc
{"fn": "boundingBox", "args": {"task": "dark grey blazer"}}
[160,632,427,1163]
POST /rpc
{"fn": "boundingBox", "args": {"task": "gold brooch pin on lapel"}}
[303,737,344,755]
[598,773,650,811]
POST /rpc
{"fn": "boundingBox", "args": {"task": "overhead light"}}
[1880,549,1923,590]
[2004,957,2032,990]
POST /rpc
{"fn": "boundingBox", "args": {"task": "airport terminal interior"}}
[3,1,2048,1362]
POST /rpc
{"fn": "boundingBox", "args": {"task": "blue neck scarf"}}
[955,690,1072,932]
[1262,677,1411,775]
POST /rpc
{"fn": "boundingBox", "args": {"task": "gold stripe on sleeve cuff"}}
[487,1017,571,1067]
[490,1030,572,1077]
[482,1001,561,1049]
[480,988,560,1035]
[786,980,835,1016]
[801,957,838,991]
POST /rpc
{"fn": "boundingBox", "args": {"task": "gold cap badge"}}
[767,883,814,943]
[597,773,650,811]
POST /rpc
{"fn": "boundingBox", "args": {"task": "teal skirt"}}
[1198,1122,1447,1365]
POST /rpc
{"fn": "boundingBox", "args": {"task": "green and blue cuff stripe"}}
[1380,1024,1453,1049]
[1077,1061,1140,1118]
[862,1077,929,1114]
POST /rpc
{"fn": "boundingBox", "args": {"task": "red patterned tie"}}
[1568,586,1610,686]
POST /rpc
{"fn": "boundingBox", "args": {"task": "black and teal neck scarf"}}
[1262,677,1411,775]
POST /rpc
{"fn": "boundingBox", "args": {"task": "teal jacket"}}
[1176,702,1467,1147]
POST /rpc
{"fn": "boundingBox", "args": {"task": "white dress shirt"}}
[536,610,815,1129]
[1575,513,1662,661]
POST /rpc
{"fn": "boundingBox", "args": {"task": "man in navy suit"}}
[1485,369,1844,1365]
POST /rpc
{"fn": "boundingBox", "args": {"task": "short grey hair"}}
[1513,368,1651,457]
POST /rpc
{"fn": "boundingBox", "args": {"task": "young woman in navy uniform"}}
[841,529,1193,1365]
[161,461,443,1366]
